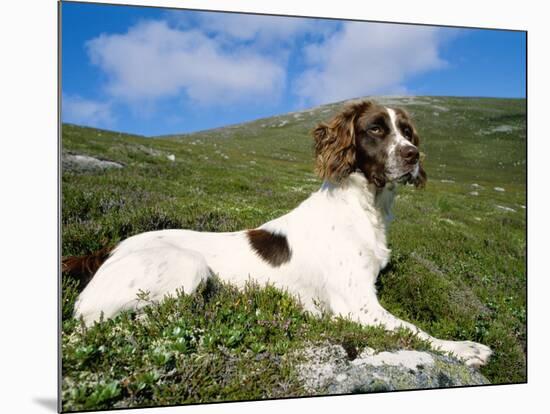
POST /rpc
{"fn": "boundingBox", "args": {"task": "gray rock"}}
[132,144,163,157]
[297,343,489,395]
[62,153,123,171]
[476,125,517,135]
[495,205,516,213]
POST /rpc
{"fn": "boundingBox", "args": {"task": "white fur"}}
[75,173,491,367]
[386,108,418,180]
[74,105,491,367]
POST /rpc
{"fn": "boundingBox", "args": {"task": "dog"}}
[63,99,492,368]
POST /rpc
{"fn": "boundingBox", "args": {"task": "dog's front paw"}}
[437,340,493,368]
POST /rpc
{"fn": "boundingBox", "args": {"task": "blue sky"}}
[61,2,526,136]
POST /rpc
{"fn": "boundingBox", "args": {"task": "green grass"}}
[61,278,431,411]
[61,96,526,411]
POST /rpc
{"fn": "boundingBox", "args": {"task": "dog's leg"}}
[74,246,212,326]
[364,302,491,368]
[329,286,492,368]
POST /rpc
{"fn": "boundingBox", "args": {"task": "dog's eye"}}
[368,125,383,135]
[403,127,413,138]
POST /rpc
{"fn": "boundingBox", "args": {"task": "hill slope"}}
[61,96,526,410]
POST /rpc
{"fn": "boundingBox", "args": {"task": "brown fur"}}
[388,106,427,187]
[246,229,292,267]
[412,159,428,188]
[312,100,427,188]
[353,104,394,187]
[312,100,372,183]
[62,246,114,291]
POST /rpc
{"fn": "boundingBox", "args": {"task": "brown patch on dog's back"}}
[246,229,292,267]
[62,246,114,291]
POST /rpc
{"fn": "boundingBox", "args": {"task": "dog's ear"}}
[412,152,427,188]
[312,101,371,183]
[398,110,426,189]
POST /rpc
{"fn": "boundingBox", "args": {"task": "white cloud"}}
[295,22,448,105]
[86,20,286,105]
[77,17,452,123]
[190,12,327,44]
[62,94,114,127]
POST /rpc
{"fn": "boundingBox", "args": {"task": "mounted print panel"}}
[60,1,526,412]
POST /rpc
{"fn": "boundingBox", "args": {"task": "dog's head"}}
[312,100,427,188]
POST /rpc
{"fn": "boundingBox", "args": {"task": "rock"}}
[495,205,516,213]
[494,187,505,192]
[132,144,163,157]
[167,154,175,162]
[63,153,123,171]
[475,125,517,136]
[297,343,489,395]
[490,125,515,133]
[439,218,457,226]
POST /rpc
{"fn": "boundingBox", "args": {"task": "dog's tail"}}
[62,246,114,292]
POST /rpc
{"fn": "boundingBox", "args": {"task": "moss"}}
[433,357,489,386]
[62,96,525,410]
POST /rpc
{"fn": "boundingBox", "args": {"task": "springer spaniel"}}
[63,100,492,368]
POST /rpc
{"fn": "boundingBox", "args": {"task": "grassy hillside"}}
[61,96,526,411]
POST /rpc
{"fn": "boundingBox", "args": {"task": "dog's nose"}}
[400,145,419,164]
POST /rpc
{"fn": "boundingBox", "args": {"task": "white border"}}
[2,0,547,413]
